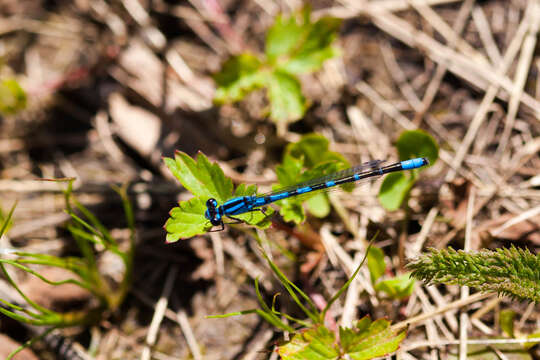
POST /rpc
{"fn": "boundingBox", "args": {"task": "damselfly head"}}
[206,198,218,209]
[205,198,222,226]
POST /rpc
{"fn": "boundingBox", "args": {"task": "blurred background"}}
[0,0,539,359]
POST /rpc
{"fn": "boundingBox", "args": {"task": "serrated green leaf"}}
[164,152,271,240]
[279,318,405,360]
[340,317,406,359]
[214,7,340,127]
[396,130,438,165]
[265,7,341,74]
[286,133,348,168]
[165,151,233,202]
[268,70,306,123]
[213,53,267,103]
[378,172,415,211]
[274,157,339,223]
[307,192,330,218]
[165,197,209,242]
[265,12,307,62]
[278,198,306,223]
[0,79,27,115]
[367,247,386,284]
[500,309,516,338]
[282,46,340,75]
[291,162,342,219]
[279,325,340,360]
[374,273,415,299]
[279,17,341,74]
[276,153,305,186]
[287,133,329,165]
[273,134,351,223]
[284,133,351,192]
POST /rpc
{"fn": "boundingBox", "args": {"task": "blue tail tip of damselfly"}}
[401,157,429,170]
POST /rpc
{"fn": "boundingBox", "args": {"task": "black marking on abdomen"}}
[310,183,327,191]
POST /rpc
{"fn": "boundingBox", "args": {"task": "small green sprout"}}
[213,7,341,129]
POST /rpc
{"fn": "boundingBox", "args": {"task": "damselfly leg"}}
[208,221,225,232]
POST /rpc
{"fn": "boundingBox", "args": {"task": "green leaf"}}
[279,17,341,74]
[165,197,209,242]
[279,325,340,360]
[266,11,308,62]
[279,317,406,360]
[165,151,233,202]
[374,273,415,299]
[396,130,438,165]
[164,151,271,241]
[378,172,415,211]
[213,54,267,103]
[0,79,27,115]
[367,247,386,284]
[306,193,330,218]
[265,7,341,74]
[286,133,348,168]
[273,134,351,223]
[276,153,305,186]
[213,7,340,127]
[500,309,516,338]
[274,155,336,223]
[267,70,306,123]
[282,46,340,75]
[340,317,406,359]
[278,199,306,223]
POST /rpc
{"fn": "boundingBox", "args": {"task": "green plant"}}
[0,181,135,359]
[378,130,438,211]
[0,78,27,115]
[163,151,272,241]
[274,133,351,223]
[407,246,540,303]
[164,134,353,241]
[367,246,414,299]
[213,7,341,131]
[210,241,406,359]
